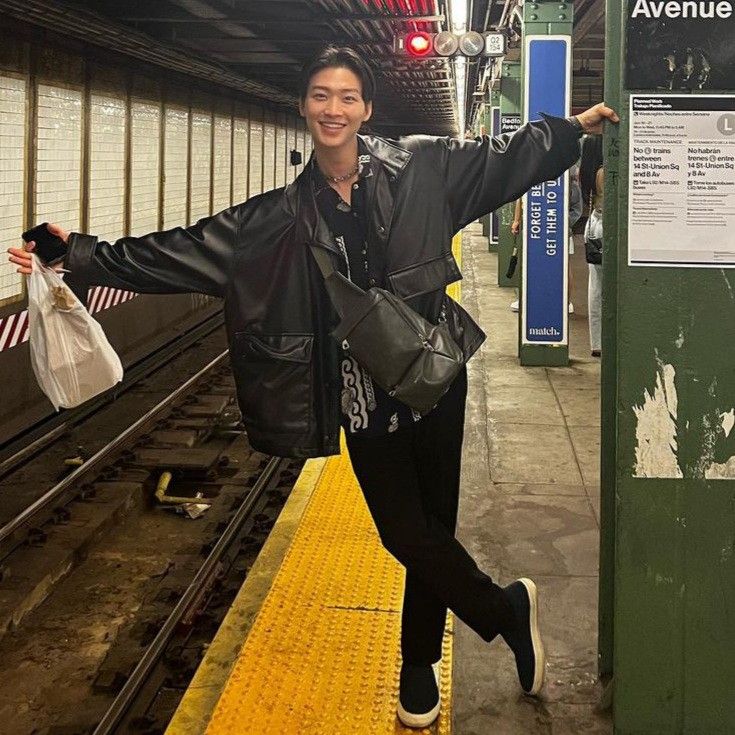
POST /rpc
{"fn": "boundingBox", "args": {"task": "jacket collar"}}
[357,134,412,180]
[286,134,412,254]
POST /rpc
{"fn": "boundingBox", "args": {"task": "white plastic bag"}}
[27,255,123,410]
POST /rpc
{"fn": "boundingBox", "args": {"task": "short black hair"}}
[299,46,375,104]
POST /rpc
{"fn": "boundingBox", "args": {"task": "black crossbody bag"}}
[309,244,464,415]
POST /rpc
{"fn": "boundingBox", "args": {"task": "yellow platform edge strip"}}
[167,232,463,735]
[165,457,329,735]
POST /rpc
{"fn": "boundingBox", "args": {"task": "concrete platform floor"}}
[454,223,610,734]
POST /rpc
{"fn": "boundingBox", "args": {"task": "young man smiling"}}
[9,46,617,729]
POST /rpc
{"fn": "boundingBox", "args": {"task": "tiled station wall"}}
[0,51,312,307]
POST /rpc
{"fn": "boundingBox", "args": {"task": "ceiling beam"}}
[573,0,605,45]
[119,15,446,24]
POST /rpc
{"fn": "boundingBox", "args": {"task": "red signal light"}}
[406,32,432,57]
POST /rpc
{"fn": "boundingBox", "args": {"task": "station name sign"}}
[500,114,521,134]
[626,0,735,90]
[630,0,733,17]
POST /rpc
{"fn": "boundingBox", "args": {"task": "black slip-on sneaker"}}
[501,578,545,696]
[397,662,440,728]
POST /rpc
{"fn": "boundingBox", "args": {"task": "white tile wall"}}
[163,105,188,230]
[130,101,161,236]
[248,112,263,197]
[275,117,286,188]
[190,111,212,223]
[212,114,231,213]
[35,84,82,234]
[262,117,275,193]
[0,75,26,304]
[1,73,305,308]
[232,116,248,204]
[88,93,125,243]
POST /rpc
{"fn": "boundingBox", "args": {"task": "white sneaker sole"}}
[518,578,545,696]
[396,662,441,728]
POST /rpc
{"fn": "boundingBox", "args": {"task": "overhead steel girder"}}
[0,0,299,106]
[120,14,446,24]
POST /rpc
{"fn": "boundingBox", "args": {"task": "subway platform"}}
[165,222,610,735]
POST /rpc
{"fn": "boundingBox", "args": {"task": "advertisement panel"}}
[522,36,570,346]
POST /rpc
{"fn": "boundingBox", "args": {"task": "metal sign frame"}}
[521,35,571,347]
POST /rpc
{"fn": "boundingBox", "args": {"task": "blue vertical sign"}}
[522,37,570,346]
[490,106,501,244]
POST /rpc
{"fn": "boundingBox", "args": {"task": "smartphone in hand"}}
[21,223,67,266]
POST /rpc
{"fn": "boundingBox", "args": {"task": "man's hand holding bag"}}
[27,254,123,410]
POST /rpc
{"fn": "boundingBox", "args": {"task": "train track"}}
[93,455,286,735]
[0,307,225,474]
[0,324,304,734]
[0,349,230,567]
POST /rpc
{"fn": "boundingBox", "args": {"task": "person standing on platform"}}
[8,47,618,729]
[580,135,605,357]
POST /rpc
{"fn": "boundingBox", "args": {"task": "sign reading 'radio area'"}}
[626,0,735,91]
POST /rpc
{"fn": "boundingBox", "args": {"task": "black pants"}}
[345,367,514,666]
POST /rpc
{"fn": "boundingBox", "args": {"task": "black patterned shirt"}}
[311,149,422,437]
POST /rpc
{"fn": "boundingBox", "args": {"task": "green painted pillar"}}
[481,96,492,240]
[517,0,573,367]
[486,88,502,251]
[497,61,521,287]
[603,1,735,732]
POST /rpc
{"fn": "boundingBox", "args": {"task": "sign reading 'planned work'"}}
[628,94,735,267]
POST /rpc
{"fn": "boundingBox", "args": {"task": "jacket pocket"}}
[231,333,314,435]
[387,251,462,300]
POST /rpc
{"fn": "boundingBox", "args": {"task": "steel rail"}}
[0,308,225,476]
[0,349,231,556]
[92,454,283,735]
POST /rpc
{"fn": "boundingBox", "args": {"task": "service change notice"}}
[629,95,735,267]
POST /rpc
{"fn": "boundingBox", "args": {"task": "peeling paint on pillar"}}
[705,408,735,478]
[633,360,682,478]
[628,270,735,480]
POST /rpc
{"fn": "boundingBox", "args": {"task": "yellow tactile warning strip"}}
[166,458,328,734]
[204,443,454,735]
[172,233,463,735]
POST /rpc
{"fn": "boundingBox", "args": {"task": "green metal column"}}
[485,88,502,251]
[480,96,492,240]
[598,0,620,690]
[517,0,573,367]
[604,1,735,732]
[497,61,521,287]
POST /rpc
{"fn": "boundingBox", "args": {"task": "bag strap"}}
[293,172,339,284]
[308,243,337,281]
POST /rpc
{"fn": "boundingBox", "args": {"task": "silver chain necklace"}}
[324,161,359,184]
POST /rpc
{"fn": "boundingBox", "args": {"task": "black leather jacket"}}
[65,115,580,458]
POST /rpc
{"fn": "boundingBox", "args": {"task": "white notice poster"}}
[628,94,735,267]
